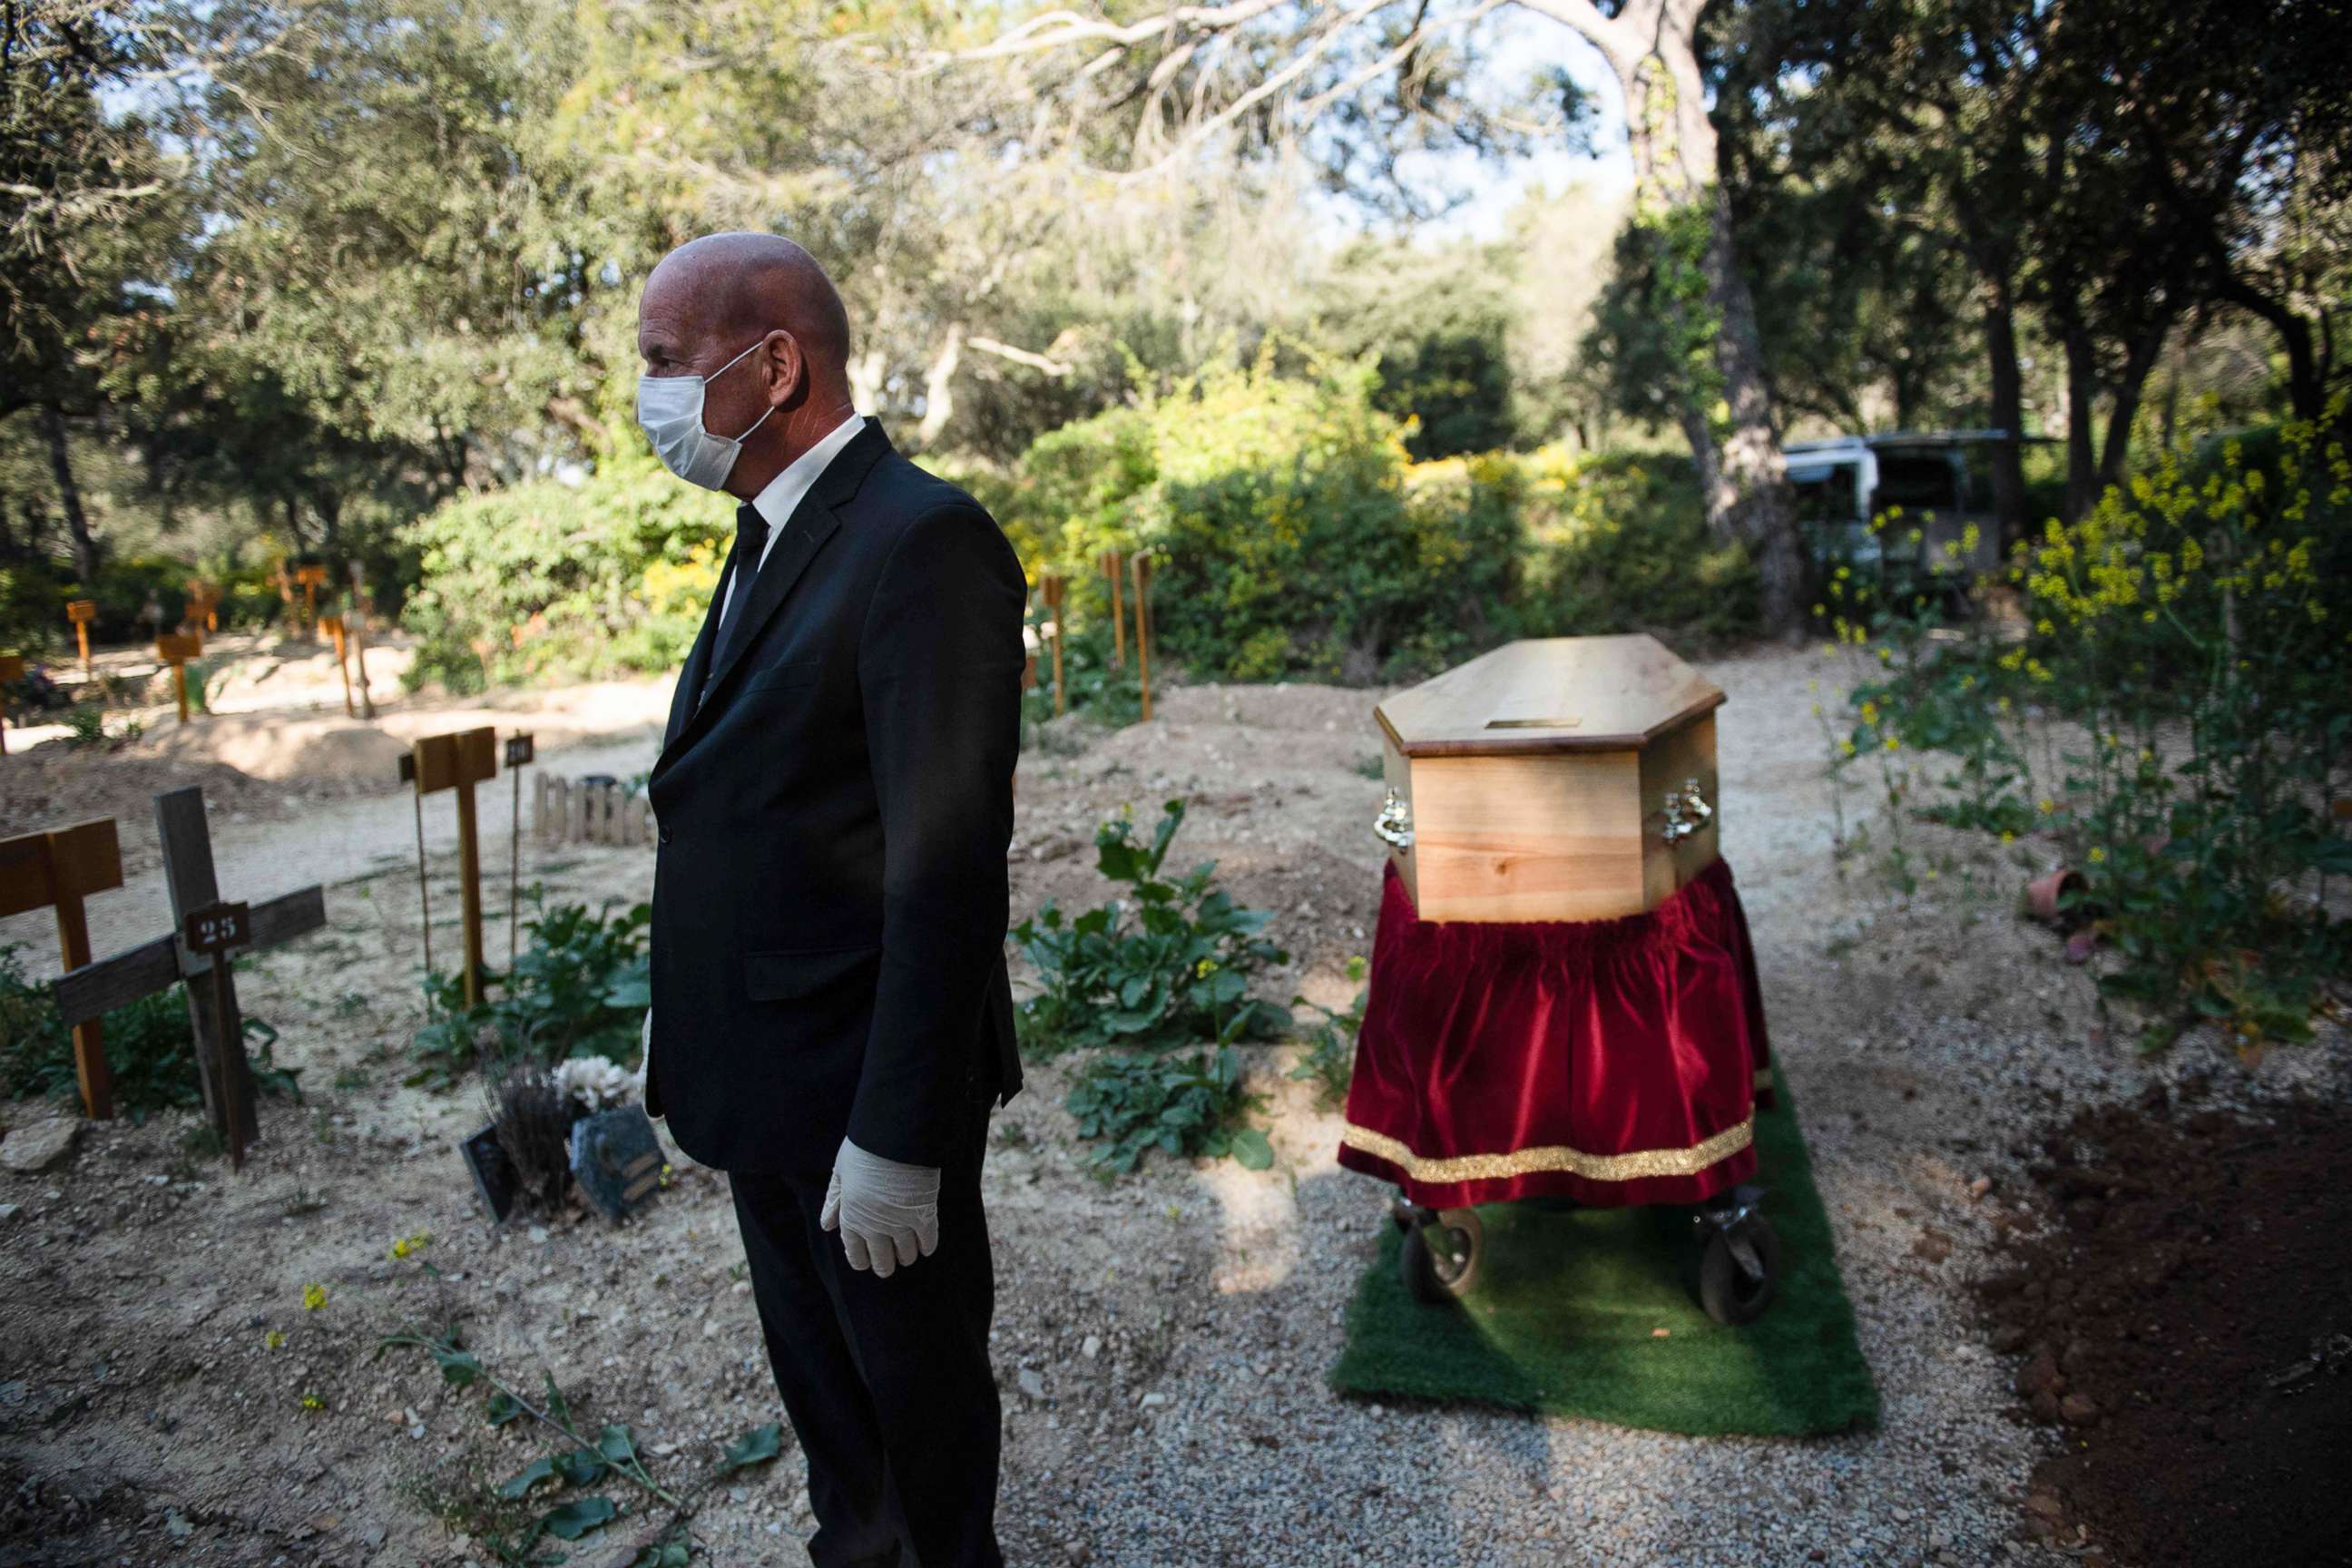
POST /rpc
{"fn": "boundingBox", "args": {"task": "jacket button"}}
[658,823,673,846]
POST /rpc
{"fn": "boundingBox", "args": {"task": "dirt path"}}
[1,643,2340,1568]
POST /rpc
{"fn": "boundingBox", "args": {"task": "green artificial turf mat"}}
[1328,1068,1878,1436]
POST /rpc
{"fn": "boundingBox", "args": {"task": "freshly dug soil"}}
[1978,1091,2352,1568]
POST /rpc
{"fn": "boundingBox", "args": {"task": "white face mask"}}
[634,335,779,490]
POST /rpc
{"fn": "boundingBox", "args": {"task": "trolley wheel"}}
[1699,1212,1781,1326]
[1399,1207,1483,1304]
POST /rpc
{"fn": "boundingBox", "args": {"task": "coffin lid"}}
[1376,634,1724,757]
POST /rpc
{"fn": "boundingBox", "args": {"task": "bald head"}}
[636,232,858,498]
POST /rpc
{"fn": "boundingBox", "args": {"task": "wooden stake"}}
[1102,551,1125,667]
[504,733,534,972]
[321,614,354,716]
[1040,575,1067,717]
[1131,551,1156,722]
[0,818,122,1118]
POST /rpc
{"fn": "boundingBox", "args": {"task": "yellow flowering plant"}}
[1826,402,2352,1050]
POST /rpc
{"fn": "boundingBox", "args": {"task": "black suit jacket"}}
[642,420,1026,1174]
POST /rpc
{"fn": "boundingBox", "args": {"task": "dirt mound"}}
[1978,1093,2352,1568]
[121,710,410,785]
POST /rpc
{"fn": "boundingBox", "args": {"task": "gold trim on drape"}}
[1339,1114,1755,1184]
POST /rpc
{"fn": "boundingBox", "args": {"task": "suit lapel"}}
[652,422,897,778]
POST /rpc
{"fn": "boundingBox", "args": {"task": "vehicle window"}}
[1792,466,1859,525]
[1873,453,1958,511]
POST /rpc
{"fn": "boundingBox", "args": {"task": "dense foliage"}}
[1825,407,2352,1050]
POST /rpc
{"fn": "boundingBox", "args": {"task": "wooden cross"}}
[0,818,123,1118]
[155,632,202,724]
[401,727,497,1007]
[0,653,22,755]
[185,582,220,633]
[65,599,96,675]
[50,788,326,1167]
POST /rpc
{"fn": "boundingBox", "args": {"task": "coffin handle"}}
[1373,788,1415,850]
[1662,778,1713,844]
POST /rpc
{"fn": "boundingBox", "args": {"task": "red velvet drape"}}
[1338,857,1773,1210]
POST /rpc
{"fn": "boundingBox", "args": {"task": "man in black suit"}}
[632,232,1026,1568]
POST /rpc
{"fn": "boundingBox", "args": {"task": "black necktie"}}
[700,504,770,707]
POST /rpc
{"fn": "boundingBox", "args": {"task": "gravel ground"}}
[1,641,2341,1567]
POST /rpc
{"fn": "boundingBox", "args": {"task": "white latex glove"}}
[633,1011,657,1116]
[819,1137,941,1278]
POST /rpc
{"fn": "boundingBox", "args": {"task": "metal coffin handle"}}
[1373,788,1415,850]
[1661,778,1714,845]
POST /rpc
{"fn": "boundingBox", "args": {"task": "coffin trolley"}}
[1338,635,1783,1325]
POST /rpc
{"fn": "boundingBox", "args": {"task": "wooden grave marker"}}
[0,818,124,1117]
[65,599,97,674]
[155,632,202,724]
[185,581,220,633]
[51,788,327,1167]
[400,727,497,1007]
[0,653,22,755]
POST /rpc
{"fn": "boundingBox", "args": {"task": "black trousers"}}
[727,1114,1004,1568]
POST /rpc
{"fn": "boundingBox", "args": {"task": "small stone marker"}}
[154,632,202,724]
[50,788,327,1167]
[0,818,124,1117]
[64,599,97,675]
[460,1122,519,1222]
[567,1105,663,1221]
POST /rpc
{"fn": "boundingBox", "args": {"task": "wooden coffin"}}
[1373,635,1723,922]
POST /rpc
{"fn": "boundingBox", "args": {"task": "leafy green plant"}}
[412,898,650,1085]
[379,1326,776,1565]
[1023,619,1142,732]
[1289,956,1367,1110]
[1823,411,2352,1051]
[60,706,109,750]
[0,944,295,1114]
[1009,799,1289,1055]
[1063,1044,1272,1175]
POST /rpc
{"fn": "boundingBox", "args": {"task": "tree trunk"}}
[38,404,100,586]
[1704,190,1805,633]
[2098,315,2171,492]
[1982,286,2030,550]
[2058,311,2100,521]
[915,322,965,450]
[1612,31,1805,633]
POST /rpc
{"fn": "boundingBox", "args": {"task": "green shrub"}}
[412,898,651,1085]
[0,945,295,1114]
[1507,448,1759,643]
[1825,410,2352,1050]
[1063,1045,1272,1174]
[401,456,733,688]
[1010,799,1289,1055]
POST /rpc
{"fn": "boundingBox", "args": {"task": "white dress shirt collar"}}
[746,412,866,572]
